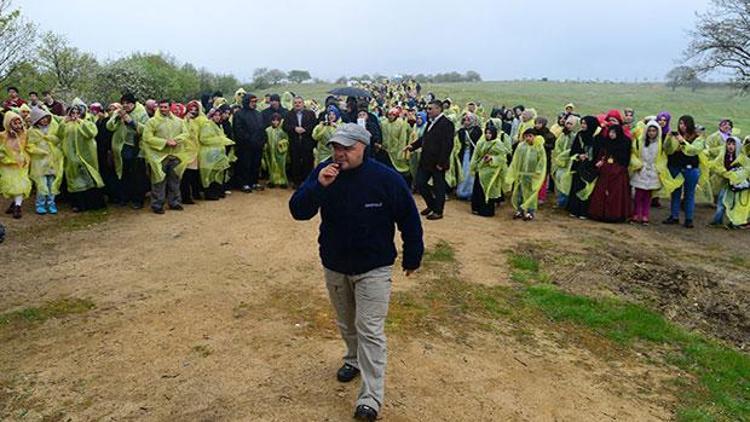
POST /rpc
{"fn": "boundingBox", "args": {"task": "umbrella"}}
[327,87,371,98]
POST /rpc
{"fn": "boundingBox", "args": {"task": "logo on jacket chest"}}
[364,202,383,209]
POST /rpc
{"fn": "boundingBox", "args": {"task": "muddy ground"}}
[0,189,747,421]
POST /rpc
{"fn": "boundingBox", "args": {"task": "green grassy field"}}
[263,82,750,134]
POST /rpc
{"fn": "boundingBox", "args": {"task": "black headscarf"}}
[602,125,631,167]
[570,115,599,156]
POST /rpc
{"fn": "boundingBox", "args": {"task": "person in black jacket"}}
[289,123,423,422]
[232,94,266,192]
[261,94,288,128]
[283,96,318,187]
[405,100,455,220]
[93,103,117,203]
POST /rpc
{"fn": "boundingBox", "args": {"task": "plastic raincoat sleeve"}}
[198,121,235,188]
[381,119,411,173]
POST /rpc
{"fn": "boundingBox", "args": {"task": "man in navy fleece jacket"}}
[289,123,423,421]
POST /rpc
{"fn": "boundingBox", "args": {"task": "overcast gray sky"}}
[18,0,713,82]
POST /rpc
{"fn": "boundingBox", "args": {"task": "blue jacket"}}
[289,158,424,275]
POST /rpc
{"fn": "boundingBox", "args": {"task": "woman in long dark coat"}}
[587,124,632,222]
[566,116,599,218]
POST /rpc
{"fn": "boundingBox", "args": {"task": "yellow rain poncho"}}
[380,117,411,174]
[233,88,247,106]
[444,134,463,188]
[515,109,538,144]
[0,112,32,198]
[264,125,289,186]
[469,132,512,202]
[662,133,712,202]
[281,92,294,111]
[106,102,149,179]
[709,141,750,226]
[142,110,191,183]
[27,111,64,196]
[312,121,340,165]
[58,116,104,193]
[198,119,235,188]
[551,130,577,196]
[504,135,547,211]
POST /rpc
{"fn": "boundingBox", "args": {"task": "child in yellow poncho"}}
[505,129,547,221]
[0,111,31,218]
[27,107,63,215]
[709,136,750,228]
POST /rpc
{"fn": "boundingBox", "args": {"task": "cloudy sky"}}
[18,0,713,82]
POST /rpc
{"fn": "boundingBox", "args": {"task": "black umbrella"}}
[327,87,371,98]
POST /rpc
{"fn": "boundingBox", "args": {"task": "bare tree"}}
[0,0,37,83]
[666,66,702,91]
[684,0,750,91]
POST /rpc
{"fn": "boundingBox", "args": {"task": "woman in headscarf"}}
[587,124,632,222]
[199,107,235,200]
[180,100,205,203]
[705,119,734,198]
[470,124,511,216]
[662,115,706,228]
[407,111,428,191]
[58,105,106,212]
[533,116,557,202]
[455,112,483,200]
[0,111,31,218]
[565,116,600,219]
[312,105,343,165]
[709,136,750,228]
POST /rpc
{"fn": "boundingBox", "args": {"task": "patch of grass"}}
[524,283,749,421]
[423,240,455,264]
[192,344,212,358]
[58,209,110,231]
[0,297,95,328]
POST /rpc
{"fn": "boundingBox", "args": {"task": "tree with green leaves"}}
[287,69,312,84]
[0,0,36,83]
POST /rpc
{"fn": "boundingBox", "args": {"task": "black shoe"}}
[336,364,360,383]
[354,405,377,422]
[11,204,21,219]
[684,219,694,229]
[241,185,253,193]
[170,204,184,211]
[183,198,195,205]
[152,207,165,214]
[420,207,432,216]
[426,213,443,220]
[662,216,679,225]
[131,203,144,210]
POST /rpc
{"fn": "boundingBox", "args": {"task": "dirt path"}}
[1,189,745,421]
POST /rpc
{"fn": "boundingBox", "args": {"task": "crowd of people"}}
[1,81,749,230]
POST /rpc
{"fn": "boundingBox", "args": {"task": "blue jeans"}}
[557,192,568,208]
[712,187,727,224]
[669,166,700,221]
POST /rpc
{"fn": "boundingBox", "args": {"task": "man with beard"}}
[261,94,288,128]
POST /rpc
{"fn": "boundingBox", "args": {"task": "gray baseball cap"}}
[327,123,371,147]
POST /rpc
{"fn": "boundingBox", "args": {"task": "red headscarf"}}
[602,109,632,139]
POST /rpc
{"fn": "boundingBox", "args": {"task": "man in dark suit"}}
[283,96,318,187]
[405,100,455,220]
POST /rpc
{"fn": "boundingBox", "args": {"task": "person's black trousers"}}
[289,139,314,187]
[471,175,495,217]
[416,167,447,215]
[119,156,147,206]
[180,169,201,202]
[248,146,264,187]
